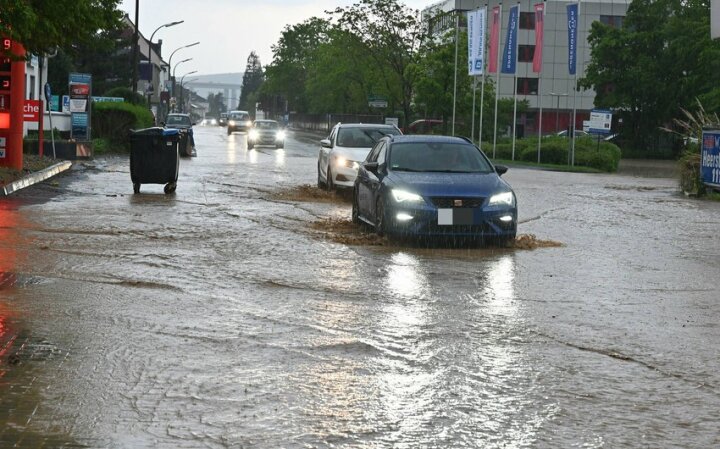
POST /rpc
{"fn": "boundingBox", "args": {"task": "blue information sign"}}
[701,130,720,188]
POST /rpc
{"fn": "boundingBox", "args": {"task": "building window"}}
[599,15,624,28]
[517,78,539,95]
[518,45,535,63]
[519,12,535,30]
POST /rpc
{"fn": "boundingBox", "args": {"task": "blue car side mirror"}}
[363,161,379,172]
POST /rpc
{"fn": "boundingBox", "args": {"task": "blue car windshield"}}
[389,142,494,173]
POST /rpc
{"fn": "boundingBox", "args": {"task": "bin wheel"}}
[133,183,141,194]
[164,182,177,194]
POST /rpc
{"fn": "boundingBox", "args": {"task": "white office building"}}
[422,0,630,136]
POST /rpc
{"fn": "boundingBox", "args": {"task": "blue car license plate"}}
[438,208,475,225]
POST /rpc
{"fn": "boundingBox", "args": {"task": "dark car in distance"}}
[247,120,285,149]
[352,135,517,244]
[164,113,195,157]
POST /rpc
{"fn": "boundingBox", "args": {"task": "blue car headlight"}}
[488,191,515,206]
[391,189,424,203]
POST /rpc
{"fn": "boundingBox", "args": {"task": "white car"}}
[317,123,402,190]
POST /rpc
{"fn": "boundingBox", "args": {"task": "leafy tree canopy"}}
[581,0,720,153]
[239,51,264,113]
[0,0,123,56]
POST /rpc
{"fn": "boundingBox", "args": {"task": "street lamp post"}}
[147,20,185,104]
[167,42,199,108]
[148,20,184,63]
[179,71,198,113]
[549,92,568,133]
[173,58,192,79]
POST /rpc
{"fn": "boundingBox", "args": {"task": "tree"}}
[0,1,123,56]
[581,0,720,154]
[46,26,133,97]
[207,93,226,118]
[262,17,331,113]
[239,51,264,114]
[330,0,426,127]
[305,27,381,114]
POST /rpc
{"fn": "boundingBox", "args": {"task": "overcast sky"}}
[119,0,430,76]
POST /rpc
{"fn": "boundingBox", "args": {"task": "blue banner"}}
[701,130,720,188]
[567,3,578,75]
[501,5,519,74]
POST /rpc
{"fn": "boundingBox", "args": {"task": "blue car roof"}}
[388,135,470,144]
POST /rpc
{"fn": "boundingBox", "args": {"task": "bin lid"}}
[131,127,166,136]
[162,128,180,136]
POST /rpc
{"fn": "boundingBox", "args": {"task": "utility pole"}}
[131,0,139,94]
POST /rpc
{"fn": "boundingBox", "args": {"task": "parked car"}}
[552,129,590,138]
[404,119,445,134]
[164,113,195,157]
[317,123,402,190]
[227,110,252,135]
[352,135,517,244]
[247,120,285,149]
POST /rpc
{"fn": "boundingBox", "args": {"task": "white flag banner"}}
[467,7,487,76]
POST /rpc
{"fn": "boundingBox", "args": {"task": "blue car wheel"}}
[375,196,387,236]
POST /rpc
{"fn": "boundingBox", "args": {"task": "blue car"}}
[352,135,517,244]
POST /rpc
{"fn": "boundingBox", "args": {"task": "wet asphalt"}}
[1,125,719,448]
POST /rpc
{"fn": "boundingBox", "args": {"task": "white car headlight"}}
[489,191,515,206]
[248,130,259,140]
[334,156,360,170]
[245,120,253,127]
[276,130,286,140]
[391,189,423,203]
[228,120,236,126]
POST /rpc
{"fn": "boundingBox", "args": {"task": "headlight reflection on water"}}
[486,255,516,307]
[275,148,285,167]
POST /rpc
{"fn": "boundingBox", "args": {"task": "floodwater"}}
[1,125,719,448]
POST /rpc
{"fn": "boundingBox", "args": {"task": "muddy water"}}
[1,126,719,448]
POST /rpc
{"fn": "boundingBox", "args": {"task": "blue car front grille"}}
[430,197,485,208]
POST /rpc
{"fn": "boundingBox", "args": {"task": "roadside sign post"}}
[45,82,56,159]
[588,109,613,151]
[701,129,720,190]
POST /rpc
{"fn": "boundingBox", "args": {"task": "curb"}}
[2,160,73,196]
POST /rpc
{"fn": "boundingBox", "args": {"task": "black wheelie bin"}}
[130,127,180,194]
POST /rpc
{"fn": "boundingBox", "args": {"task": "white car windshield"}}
[255,121,279,129]
[337,127,400,148]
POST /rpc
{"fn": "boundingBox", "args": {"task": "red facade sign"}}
[70,83,90,97]
[23,100,42,122]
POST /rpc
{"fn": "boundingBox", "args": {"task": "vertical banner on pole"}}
[501,5,519,74]
[567,3,578,75]
[534,2,546,161]
[533,3,545,73]
[503,4,520,160]
[488,6,501,74]
[467,8,487,76]
[568,2,580,165]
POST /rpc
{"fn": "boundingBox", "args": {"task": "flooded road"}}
[1,125,719,448]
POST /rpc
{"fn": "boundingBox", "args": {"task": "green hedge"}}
[484,135,622,172]
[91,102,154,148]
